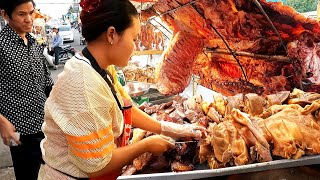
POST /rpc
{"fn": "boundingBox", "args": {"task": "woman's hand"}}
[87,135,175,178]
[143,135,175,156]
[0,115,20,146]
[160,121,206,139]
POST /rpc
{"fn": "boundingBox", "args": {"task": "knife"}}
[174,140,198,144]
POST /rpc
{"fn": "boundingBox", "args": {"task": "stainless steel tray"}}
[124,81,151,97]
[118,155,320,180]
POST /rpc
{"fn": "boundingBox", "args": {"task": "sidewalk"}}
[0,137,15,180]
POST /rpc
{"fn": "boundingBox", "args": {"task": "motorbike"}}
[42,43,76,67]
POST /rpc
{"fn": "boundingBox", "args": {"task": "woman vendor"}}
[38,0,204,179]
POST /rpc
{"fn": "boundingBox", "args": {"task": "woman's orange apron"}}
[90,101,132,180]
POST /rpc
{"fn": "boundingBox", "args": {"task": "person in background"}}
[38,0,204,179]
[77,21,82,34]
[49,26,56,39]
[51,26,63,70]
[31,25,47,45]
[0,0,54,180]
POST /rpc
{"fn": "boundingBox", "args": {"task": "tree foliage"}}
[284,0,317,13]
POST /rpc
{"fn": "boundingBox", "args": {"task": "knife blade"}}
[174,140,198,144]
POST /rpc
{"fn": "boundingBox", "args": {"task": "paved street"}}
[0,29,85,180]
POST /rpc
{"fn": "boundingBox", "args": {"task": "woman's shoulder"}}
[49,56,113,107]
[62,56,108,90]
[63,56,95,78]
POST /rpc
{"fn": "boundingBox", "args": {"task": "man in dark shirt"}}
[0,1,53,180]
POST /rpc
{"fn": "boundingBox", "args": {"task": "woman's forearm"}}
[87,138,150,178]
[131,106,161,134]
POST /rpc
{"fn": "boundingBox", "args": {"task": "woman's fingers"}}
[160,135,175,148]
[190,125,208,138]
[193,125,207,131]
[159,135,171,141]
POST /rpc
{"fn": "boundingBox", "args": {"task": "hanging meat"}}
[139,23,154,50]
[139,0,320,95]
[154,31,164,50]
[155,31,204,94]
[136,9,166,51]
[136,23,166,51]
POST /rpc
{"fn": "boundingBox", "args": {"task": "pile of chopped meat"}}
[122,65,156,83]
[122,89,320,176]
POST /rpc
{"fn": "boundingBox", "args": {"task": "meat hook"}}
[251,0,287,53]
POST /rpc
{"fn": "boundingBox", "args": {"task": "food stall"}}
[119,0,320,179]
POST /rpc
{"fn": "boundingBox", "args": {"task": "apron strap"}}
[81,47,123,111]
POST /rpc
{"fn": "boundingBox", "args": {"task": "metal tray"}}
[124,81,151,97]
[118,155,320,180]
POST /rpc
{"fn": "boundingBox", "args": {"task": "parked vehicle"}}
[59,25,74,42]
